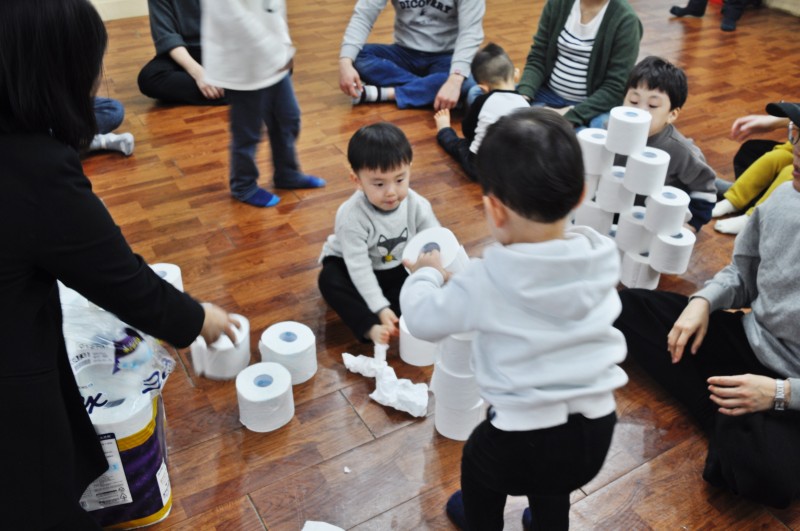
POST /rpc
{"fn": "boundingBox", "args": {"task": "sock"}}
[352,85,390,105]
[714,214,749,234]
[274,174,327,190]
[240,188,280,208]
[90,132,134,155]
[445,491,467,530]
[711,199,737,218]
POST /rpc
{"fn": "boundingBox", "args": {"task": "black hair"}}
[471,42,515,86]
[476,108,584,223]
[0,0,108,151]
[347,122,413,173]
[626,56,688,110]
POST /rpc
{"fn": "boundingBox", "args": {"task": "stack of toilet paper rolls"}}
[576,106,696,290]
[430,332,485,441]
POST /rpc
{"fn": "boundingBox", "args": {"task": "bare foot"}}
[367,324,391,345]
[434,109,451,131]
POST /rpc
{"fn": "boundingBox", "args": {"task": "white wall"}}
[90,0,148,21]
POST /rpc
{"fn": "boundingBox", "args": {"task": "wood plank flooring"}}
[86,1,800,529]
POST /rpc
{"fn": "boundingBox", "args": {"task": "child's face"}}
[353,163,411,211]
[624,84,680,137]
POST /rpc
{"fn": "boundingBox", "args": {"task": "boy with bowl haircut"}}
[402,108,627,531]
[319,122,440,345]
[617,56,717,231]
[434,42,528,181]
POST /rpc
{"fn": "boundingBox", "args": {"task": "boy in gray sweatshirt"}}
[319,123,439,344]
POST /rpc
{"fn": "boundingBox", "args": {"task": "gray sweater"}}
[147,0,201,56]
[321,189,439,312]
[340,0,485,78]
[694,182,800,410]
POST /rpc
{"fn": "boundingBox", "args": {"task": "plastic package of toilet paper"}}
[63,307,176,529]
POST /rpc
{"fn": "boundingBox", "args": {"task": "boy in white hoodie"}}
[401,108,628,531]
[201,0,325,207]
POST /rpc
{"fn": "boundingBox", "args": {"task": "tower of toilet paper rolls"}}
[576,106,697,289]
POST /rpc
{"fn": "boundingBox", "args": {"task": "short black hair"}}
[347,122,413,173]
[0,0,107,151]
[626,56,688,110]
[476,108,584,223]
[471,43,515,86]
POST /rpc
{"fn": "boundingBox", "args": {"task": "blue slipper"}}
[241,188,280,208]
[522,507,532,530]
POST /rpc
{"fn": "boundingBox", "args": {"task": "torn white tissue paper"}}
[369,366,429,418]
[374,343,388,362]
[302,522,345,531]
[342,352,388,377]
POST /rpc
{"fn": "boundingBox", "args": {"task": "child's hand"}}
[403,249,450,281]
[377,307,399,336]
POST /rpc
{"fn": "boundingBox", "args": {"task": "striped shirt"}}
[547,0,609,102]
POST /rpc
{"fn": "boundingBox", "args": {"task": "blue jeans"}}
[354,44,475,109]
[93,97,124,134]
[530,86,609,130]
[227,75,303,201]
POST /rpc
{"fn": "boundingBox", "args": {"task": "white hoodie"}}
[400,225,628,431]
[201,0,295,91]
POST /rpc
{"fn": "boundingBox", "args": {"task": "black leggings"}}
[460,412,616,531]
[615,288,800,508]
[137,46,227,106]
[318,256,407,342]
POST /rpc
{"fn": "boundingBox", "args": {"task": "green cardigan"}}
[517,0,643,127]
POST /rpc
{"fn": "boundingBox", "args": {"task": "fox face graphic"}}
[377,228,408,263]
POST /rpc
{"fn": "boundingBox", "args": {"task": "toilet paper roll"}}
[434,399,484,441]
[605,106,652,156]
[90,394,155,440]
[436,332,474,377]
[596,167,635,213]
[150,263,184,292]
[623,147,670,196]
[236,362,295,433]
[620,252,661,290]
[574,200,614,235]
[577,128,614,175]
[644,186,691,235]
[615,206,651,254]
[403,227,468,275]
[584,173,601,202]
[191,313,250,380]
[430,360,481,409]
[649,227,696,274]
[259,321,317,385]
[399,315,437,367]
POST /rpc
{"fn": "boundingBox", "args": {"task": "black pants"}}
[460,412,616,531]
[615,288,800,508]
[685,0,749,21]
[733,139,780,178]
[318,256,407,342]
[137,46,227,106]
[436,127,478,181]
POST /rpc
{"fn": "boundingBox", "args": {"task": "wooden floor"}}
[87,1,800,529]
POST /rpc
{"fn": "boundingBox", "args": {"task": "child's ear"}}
[483,194,508,228]
[478,83,490,94]
[513,67,520,84]
[349,170,362,189]
[667,106,681,124]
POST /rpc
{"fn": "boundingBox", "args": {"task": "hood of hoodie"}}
[482,226,620,321]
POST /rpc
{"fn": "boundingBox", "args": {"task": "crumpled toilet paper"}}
[342,345,429,417]
[369,366,428,418]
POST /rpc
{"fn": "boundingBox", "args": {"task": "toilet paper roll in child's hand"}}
[200,302,242,345]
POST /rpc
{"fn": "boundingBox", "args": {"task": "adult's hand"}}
[707,374,782,415]
[730,114,788,142]
[200,302,239,344]
[194,73,225,100]
[434,74,464,111]
[666,297,710,363]
[339,58,362,98]
[169,46,225,100]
